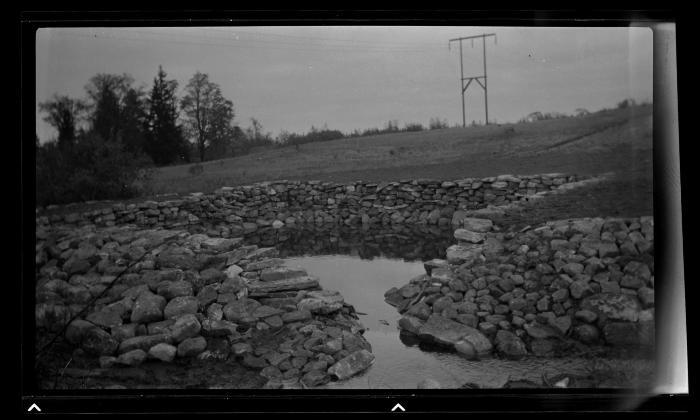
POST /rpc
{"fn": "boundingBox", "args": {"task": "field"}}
[150,105,651,193]
[45,105,653,219]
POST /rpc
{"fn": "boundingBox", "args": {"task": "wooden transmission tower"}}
[449,33,497,127]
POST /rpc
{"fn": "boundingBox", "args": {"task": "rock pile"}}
[37,174,587,234]
[35,224,374,389]
[386,216,654,360]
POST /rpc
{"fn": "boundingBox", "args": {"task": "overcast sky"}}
[35,26,653,142]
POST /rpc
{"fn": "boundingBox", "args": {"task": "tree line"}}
[36,67,273,205]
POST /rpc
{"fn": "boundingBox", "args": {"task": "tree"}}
[84,73,134,142]
[180,72,235,162]
[38,95,87,148]
[145,66,189,165]
[119,86,149,155]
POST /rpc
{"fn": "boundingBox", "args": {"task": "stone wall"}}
[35,225,375,389]
[386,216,655,360]
[36,173,587,235]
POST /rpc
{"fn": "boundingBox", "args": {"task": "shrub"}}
[403,122,424,132]
[36,132,152,206]
[429,117,449,130]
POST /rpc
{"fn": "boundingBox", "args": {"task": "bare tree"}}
[38,95,88,148]
[180,72,235,162]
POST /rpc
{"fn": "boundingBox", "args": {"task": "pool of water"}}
[285,255,645,390]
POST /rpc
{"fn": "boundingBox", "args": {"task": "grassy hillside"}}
[148,105,652,196]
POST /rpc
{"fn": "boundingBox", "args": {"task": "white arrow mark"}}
[28,403,41,412]
[391,403,405,412]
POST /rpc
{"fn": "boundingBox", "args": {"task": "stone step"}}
[244,258,285,272]
[260,267,308,282]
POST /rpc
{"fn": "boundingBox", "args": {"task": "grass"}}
[147,105,652,196]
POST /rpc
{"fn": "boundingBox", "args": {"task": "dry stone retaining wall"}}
[36,173,588,235]
[386,215,655,360]
[35,225,375,389]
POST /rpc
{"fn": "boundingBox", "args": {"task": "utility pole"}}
[449,33,496,127]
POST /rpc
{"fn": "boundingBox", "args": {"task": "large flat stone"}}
[248,276,320,297]
[417,314,492,355]
[327,349,375,380]
[260,267,308,282]
[445,244,483,265]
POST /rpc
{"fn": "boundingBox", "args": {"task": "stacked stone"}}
[35,225,374,389]
[386,216,654,360]
[36,173,585,233]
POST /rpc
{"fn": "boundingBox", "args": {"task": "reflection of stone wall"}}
[37,174,587,234]
[241,225,456,262]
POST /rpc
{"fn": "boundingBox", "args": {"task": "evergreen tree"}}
[145,66,188,165]
[85,73,133,142]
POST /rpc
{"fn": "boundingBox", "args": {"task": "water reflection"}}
[242,224,456,261]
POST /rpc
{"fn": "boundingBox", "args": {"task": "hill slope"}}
[149,105,652,196]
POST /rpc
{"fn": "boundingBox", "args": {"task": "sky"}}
[35,26,653,142]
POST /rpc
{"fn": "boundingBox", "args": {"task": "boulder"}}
[417,314,492,356]
[65,319,98,345]
[156,248,199,270]
[118,334,170,354]
[454,340,477,360]
[200,268,226,285]
[424,259,448,275]
[223,298,261,322]
[130,292,166,324]
[81,327,118,356]
[156,281,193,300]
[177,336,207,357]
[147,319,175,335]
[397,315,424,335]
[247,276,320,297]
[281,310,312,323]
[148,343,177,362]
[116,349,147,366]
[201,319,238,337]
[454,229,486,244]
[523,323,558,339]
[494,330,527,360]
[298,290,345,315]
[163,296,199,319]
[260,267,308,282]
[201,237,241,252]
[301,370,330,388]
[462,218,494,232]
[224,265,243,279]
[170,313,202,342]
[327,349,375,380]
[445,244,483,265]
[581,293,641,322]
